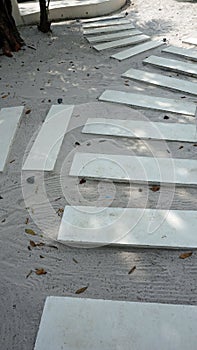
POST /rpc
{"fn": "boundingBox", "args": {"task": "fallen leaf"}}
[25,109,31,115]
[2,94,9,99]
[193,144,197,147]
[164,115,169,120]
[75,286,88,294]
[26,270,33,279]
[57,208,64,217]
[179,252,193,259]
[25,228,36,236]
[179,146,184,149]
[25,217,29,225]
[150,185,160,192]
[30,240,36,247]
[79,178,86,185]
[73,258,78,264]
[35,268,47,275]
[9,159,15,164]
[40,255,45,259]
[128,266,136,274]
[124,82,130,86]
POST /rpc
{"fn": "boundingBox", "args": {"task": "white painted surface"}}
[34,296,197,350]
[0,106,24,172]
[20,0,127,25]
[111,40,164,60]
[84,23,135,35]
[183,37,197,46]
[69,152,197,185]
[86,29,142,43]
[82,118,197,142]
[144,55,197,77]
[122,67,197,95]
[23,105,74,171]
[93,35,149,51]
[82,18,131,28]
[162,46,197,62]
[11,0,23,25]
[58,206,197,248]
[99,90,196,115]
[80,13,125,23]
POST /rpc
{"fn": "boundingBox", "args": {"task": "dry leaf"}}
[75,286,88,294]
[35,268,47,275]
[26,270,33,279]
[179,146,184,149]
[25,217,29,225]
[179,252,193,259]
[30,240,36,247]
[73,258,78,264]
[2,94,9,99]
[25,228,36,236]
[25,109,31,115]
[150,185,160,192]
[9,159,15,164]
[57,208,64,217]
[128,266,136,274]
[40,255,45,259]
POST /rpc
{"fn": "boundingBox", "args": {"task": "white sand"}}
[0,1,197,349]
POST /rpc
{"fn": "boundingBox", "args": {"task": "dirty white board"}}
[34,296,197,350]
[22,105,74,171]
[162,46,197,62]
[58,206,197,248]
[86,29,142,43]
[122,67,197,96]
[111,40,164,60]
[82,118,197,142]
[99,90,196,115]
[83,24,135,35]
[70,152,197,185]
[143,55,197,77]
[0,106,24,172]
[82,19,131,28]
[182,37,197,46]
[80,14,125,23]
[93,35,149,51]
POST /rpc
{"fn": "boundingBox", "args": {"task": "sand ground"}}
[0,1,197,349]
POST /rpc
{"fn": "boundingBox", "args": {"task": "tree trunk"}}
[0,0,24,57]
[38,0,51,33]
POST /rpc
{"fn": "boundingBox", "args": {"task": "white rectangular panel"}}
[111,40,164,60]
[144,55,197,77]
[122,67,197,95]
[162,46,197,62]
[80,14,125,23]
[83,24,135,35]
[58,206,197,249]
[82,19,131,28]
[82,118,197,142]
[70,152,197,185]
[182,37,197,46]
[34,296,197,350]
[93,35,149,51]
[99,90,196,115]
[0,106,24,172]
[22,105,74,171]
[86,29,142,43]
